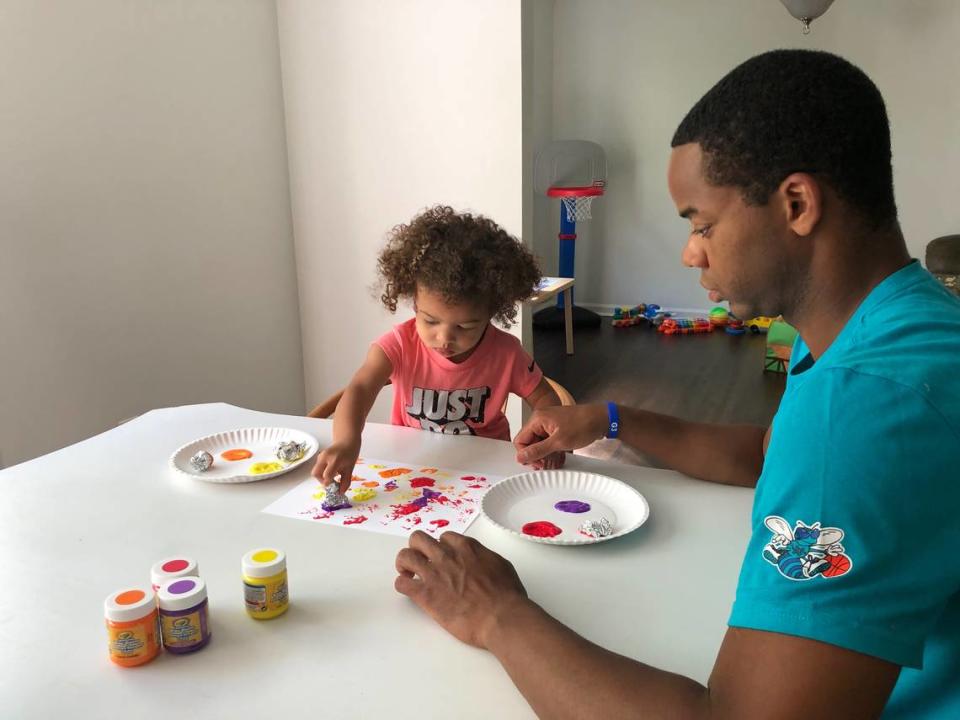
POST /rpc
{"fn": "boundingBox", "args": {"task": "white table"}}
[0,403,753,719]
[529,276,576,355]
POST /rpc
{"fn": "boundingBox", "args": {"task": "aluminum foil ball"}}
[189,450,214,472]
[275,440,307,463]
[580,517,614,539]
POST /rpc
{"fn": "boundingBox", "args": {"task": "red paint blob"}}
[343,515,368,525]
[430,519,450,529]
[161,559,189,573]
[522,521,562,538]
[409,477,436,488]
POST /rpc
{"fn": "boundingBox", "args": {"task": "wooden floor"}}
[533,320,786,427]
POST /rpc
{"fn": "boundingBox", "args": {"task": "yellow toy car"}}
[746,316,776,333]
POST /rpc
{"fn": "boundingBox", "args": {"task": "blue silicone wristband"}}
[606,402,620,439]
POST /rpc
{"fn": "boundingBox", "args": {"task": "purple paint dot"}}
[168,579,196,594]
[322,500,352,512]
[554,500,591,514]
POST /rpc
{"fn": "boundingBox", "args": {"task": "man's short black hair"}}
[672,49,897,229]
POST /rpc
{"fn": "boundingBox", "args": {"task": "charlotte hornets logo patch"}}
[761,516,853,581]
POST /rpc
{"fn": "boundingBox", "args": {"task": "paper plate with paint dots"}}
[481,470,649,545]
[169,427,319,483]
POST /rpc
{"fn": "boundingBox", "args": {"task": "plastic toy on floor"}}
[612,304,646,327]
[746,316,776,333]
[612,303,664,328]
[725,317,746,335]
[658,317,713,335]
[612,304,645,320]
[612,315,646,328]
[649,311,671,328]
[709,307,729,327]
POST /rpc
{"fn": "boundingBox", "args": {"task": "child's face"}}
[413,286,490,363]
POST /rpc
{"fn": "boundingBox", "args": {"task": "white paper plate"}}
[481,469,649,545]
[169,427,319,483]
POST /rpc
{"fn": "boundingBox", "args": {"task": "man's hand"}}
[514,404,608,466]
[394,531,529,648]
[311,439,360,492]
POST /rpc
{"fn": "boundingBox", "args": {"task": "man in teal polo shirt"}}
[393,49,960,717]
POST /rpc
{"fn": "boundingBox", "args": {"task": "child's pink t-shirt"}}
[374,318,543,441]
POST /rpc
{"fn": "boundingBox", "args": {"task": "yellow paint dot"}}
[351,487,377,502]
[252,550,278,563]
[249,461,283,475]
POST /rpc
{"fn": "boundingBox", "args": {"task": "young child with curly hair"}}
[312,205,565,491]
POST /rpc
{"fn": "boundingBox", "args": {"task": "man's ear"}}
[777,172,822,237]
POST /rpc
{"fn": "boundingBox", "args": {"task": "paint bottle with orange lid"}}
[242,548,289,619]
[104,587,161,667]
[150,556,199,592]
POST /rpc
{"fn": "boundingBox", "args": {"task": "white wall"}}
[277,0,526,430]
[540,0,960,312]
[0,1,304,468]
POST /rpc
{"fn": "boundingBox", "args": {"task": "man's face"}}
[667,143,790,320]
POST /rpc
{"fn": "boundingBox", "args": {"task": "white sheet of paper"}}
[262,458,502,536]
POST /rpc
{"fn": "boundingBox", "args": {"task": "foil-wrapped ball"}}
[189,450,214,472]
[580,517,614,539]
[275,440,307,463]
[321,481,351,512]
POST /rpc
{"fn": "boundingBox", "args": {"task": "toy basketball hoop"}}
[533,141,607,329]
[548,182,606,222]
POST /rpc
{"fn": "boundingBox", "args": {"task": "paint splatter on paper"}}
[262,458,502,537]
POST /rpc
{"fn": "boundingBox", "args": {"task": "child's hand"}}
[531,450,566,471]
[312,440,361,492]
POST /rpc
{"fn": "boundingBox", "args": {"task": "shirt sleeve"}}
[373,325,402,381]
[729,368,959,668]
[507,335,543,399]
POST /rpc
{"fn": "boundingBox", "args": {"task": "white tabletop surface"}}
[0,403,754,719]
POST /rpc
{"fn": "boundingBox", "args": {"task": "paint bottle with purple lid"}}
[150,556,199,592]
[157,576,211,653]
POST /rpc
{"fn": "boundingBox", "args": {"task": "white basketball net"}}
[561,195,596,222]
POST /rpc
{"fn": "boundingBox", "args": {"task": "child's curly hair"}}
[377,205,542,327]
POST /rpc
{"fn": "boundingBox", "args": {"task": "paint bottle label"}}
[243,572,288,616]
[107,617,159,660]
[243,581,268,613]
[161,611,202,647]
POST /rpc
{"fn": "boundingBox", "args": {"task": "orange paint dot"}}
[221,448,253,461]
[419,468,439,474]
[362,481,380,488]
[116,590,146,605]
[379,467,411,479]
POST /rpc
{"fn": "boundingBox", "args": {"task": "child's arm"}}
[522,378,566,470]
[312,344,393,491]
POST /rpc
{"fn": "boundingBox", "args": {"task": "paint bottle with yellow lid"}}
[104,587,161,667]
[242,548,289,619]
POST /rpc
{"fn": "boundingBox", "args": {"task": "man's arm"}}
[395,532,899,720]
[514,404,770,487]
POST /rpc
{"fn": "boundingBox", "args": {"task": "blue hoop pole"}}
[557,204,576,309]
